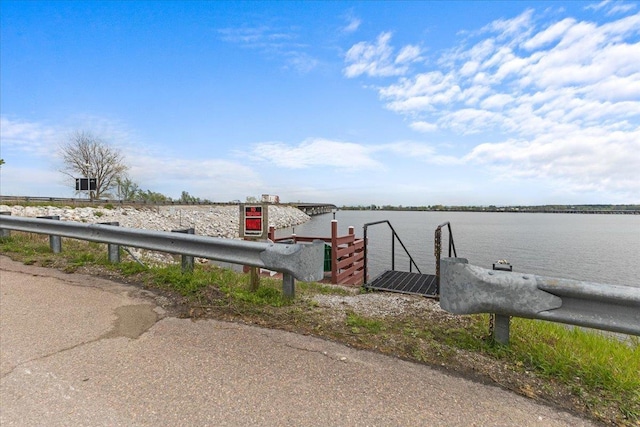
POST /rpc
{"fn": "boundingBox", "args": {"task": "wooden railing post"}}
[348,226,355,279]
[331,220,338,284]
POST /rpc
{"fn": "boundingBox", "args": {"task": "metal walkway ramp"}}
[365,270,439,297]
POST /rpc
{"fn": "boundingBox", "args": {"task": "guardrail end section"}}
[260,240,325,282]
[439,257,562,316]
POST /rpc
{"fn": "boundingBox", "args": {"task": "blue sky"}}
[1,0,639,206]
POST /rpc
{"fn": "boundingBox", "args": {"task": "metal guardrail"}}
[0,215,325,298]
[439,257,640,342]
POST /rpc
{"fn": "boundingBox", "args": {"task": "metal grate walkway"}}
[365,271,439,297]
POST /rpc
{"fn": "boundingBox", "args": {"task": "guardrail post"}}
[283,272,295,299]
[37,215,62,253]
[99,222,121,263]
[171,227,195,272]
[0,212,11,238]
[491,262,513,345]
[493,315,510,345]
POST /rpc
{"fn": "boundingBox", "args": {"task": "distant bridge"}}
[289,203,337,216]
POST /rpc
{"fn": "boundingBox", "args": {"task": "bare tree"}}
[60,131,128,200]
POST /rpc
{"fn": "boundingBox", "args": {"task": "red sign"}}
[244,206,263,236]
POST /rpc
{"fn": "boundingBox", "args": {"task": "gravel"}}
[1,204,311,265]
[312,292,450,318]
[0,204,310,237]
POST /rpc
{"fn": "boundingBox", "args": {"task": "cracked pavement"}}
[0,256,598,426]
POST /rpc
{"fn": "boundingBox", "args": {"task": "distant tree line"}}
[340,204,640,212]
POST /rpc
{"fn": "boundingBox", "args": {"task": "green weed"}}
[346,312,383,334]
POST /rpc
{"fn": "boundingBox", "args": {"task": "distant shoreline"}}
[0,196,638,215]
[340,205,640,214]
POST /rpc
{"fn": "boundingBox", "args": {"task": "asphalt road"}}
[0,256,598,426]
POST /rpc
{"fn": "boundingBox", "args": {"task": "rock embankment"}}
[0,205,310,238]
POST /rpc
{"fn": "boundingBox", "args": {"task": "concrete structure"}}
[261,194,280,204]
[290,203,336,216]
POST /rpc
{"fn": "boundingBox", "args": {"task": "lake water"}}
[276,210,640,288]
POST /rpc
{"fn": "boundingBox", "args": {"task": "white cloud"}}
[380,71,462,112]
[483,9,534,39]
[343,16,361,33]
[130,156,259,182]
[459,60,480,77]
[219,25,319,73]
[585,0,637,16]
[249,138,460,170]
[523,18,576,50]
[585,0,611,12]
[395,45,422,64]
[284,51,320,73]
[410,121,438,132]
[343,32,422,78]
[606,3,637,15]
[0,116,60,156]
[251,138,382,169]
[480,94,514,110]
[218,26,293,45]
[465,127,640,195]
[377,141,435,157]
[344,8,640,199]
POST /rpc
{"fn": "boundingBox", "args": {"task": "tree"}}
[115,176,139,201]
[0,158,5,167]
[180,191,200,204]
[135,189,170,203]
[60,131,128,200]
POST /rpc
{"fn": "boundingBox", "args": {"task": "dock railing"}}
[268,220,365,285]
[434,221,457,291]
[363,220,422,285]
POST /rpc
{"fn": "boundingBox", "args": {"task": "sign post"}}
[239,204,269,291]
[75,178,97,199]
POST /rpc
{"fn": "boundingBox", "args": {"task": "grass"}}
[1,231,638,425]
[346,312,384,334]
[509,318,640,421]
